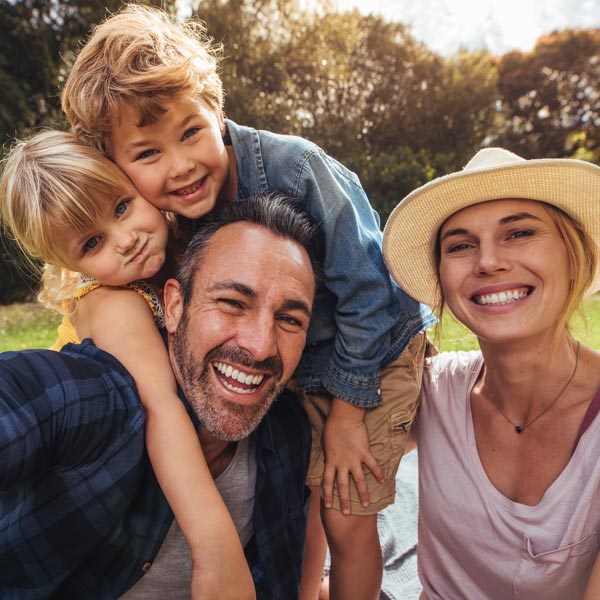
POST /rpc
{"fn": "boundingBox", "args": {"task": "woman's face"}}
[438,198,571,345]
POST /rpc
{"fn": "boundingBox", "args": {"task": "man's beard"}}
[172,318,285,441]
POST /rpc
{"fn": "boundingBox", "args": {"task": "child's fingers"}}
[350,465,370,509]
[335,468,352,515]
[362,452,385,484]
[322,462,336,508]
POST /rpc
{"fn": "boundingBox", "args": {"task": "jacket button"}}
[142,562,152,572]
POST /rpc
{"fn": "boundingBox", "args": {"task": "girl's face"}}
[438,198,571,345]
[55,185,169,286]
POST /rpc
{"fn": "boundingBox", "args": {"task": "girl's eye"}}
[84,236,100,253]
[136,149,157,160]
[182,127,200,141]
[115,200,130,217]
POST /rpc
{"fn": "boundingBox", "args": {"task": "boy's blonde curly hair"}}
[0,129,136,313]
[61,4,224,154]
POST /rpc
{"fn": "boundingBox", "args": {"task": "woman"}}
[382,147,600,599]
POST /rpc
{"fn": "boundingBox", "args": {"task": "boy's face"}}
[55,185,169,287]
[109,97,234,219]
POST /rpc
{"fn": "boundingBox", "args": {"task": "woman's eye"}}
[509,229,534,240]
[84,236,100,253]
[446,242,471,253]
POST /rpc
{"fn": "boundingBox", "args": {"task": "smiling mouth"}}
[472,286,532,306]
[171,177,206,196]
[213,361,266,394]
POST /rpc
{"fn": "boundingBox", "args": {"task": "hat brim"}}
[382,158,600,308]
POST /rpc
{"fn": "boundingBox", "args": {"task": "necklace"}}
[482,341,580,434]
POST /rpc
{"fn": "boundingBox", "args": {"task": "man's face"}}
[164,222,315,441]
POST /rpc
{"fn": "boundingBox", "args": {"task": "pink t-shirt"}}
[414,351,600,599]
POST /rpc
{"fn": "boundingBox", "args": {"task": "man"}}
[0,195,317,599]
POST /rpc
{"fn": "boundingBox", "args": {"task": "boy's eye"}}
[136,149,157,160]
[84,236,100,253]
[182,127,200,141]
[115,200,130,217]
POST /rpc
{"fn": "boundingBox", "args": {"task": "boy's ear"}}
[163,278,184,333]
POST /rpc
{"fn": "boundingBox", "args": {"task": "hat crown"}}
[463,147,526,172]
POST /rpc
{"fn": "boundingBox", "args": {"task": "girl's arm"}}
[75,286,255,600]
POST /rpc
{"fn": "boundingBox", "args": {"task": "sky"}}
[336,0,600,55]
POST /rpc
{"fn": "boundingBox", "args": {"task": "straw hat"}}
[382,147,600,307]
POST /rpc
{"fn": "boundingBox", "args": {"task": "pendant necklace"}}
[482,341,580,434]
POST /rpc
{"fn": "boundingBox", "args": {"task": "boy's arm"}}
[78,287,255,600]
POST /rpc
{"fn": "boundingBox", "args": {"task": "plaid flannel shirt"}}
[0,340,310,599]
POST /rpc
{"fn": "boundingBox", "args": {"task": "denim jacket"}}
[227,120,436,408]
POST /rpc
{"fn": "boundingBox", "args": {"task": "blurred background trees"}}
[1,0,599,301]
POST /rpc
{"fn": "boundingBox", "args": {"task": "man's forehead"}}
[194,222,314,296]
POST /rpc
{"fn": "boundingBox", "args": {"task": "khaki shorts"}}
[297,332,427,515]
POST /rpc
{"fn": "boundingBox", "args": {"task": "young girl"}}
[0,129,254,599]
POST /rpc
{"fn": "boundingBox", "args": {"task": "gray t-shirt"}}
[121,434,257,598]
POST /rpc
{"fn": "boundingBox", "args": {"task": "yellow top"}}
[51,275,165,351]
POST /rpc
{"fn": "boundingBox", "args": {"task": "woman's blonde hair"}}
[0,129,134,312]
[433,200,598,340]
[61,4,223,153]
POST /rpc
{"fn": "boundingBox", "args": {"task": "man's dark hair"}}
[177,193,322,306]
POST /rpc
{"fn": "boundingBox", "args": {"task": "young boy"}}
[61,6,436,598]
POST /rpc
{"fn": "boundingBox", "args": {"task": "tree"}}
[494,28,600,159]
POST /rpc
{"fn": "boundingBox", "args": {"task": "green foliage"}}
[494,29,600,158]
[0,0,598,302]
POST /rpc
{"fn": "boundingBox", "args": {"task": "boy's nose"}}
[115,229,138,253]
[170,153,195,179]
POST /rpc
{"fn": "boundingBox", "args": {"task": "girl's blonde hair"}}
[0,129,134,312]
[61,4,223,153]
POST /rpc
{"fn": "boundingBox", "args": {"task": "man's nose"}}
[236,316,278,362]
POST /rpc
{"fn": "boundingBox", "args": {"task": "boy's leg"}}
[299,486,328,600]
[324,510,381,600]
[298,332,427,598]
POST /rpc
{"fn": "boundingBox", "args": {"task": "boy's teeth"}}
[174,180,202,195]
[475,288,529,306]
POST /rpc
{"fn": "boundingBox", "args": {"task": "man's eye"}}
[218,298,244,309]
[84,236,100,253]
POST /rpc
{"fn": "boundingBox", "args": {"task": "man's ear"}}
[164,278,184,333]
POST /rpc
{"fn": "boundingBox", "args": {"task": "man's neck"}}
[198,429,237,479]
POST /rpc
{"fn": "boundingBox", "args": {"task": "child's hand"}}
[322,398,384,515]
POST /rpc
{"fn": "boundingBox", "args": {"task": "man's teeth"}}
[475,289,529,306]
[213,362,264,390]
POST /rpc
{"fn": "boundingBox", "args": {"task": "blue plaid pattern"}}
[0,341,310,599]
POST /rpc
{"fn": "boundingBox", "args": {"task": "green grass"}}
[0,296,599,353]
[0,303,61,352]
[432,294,600,351]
